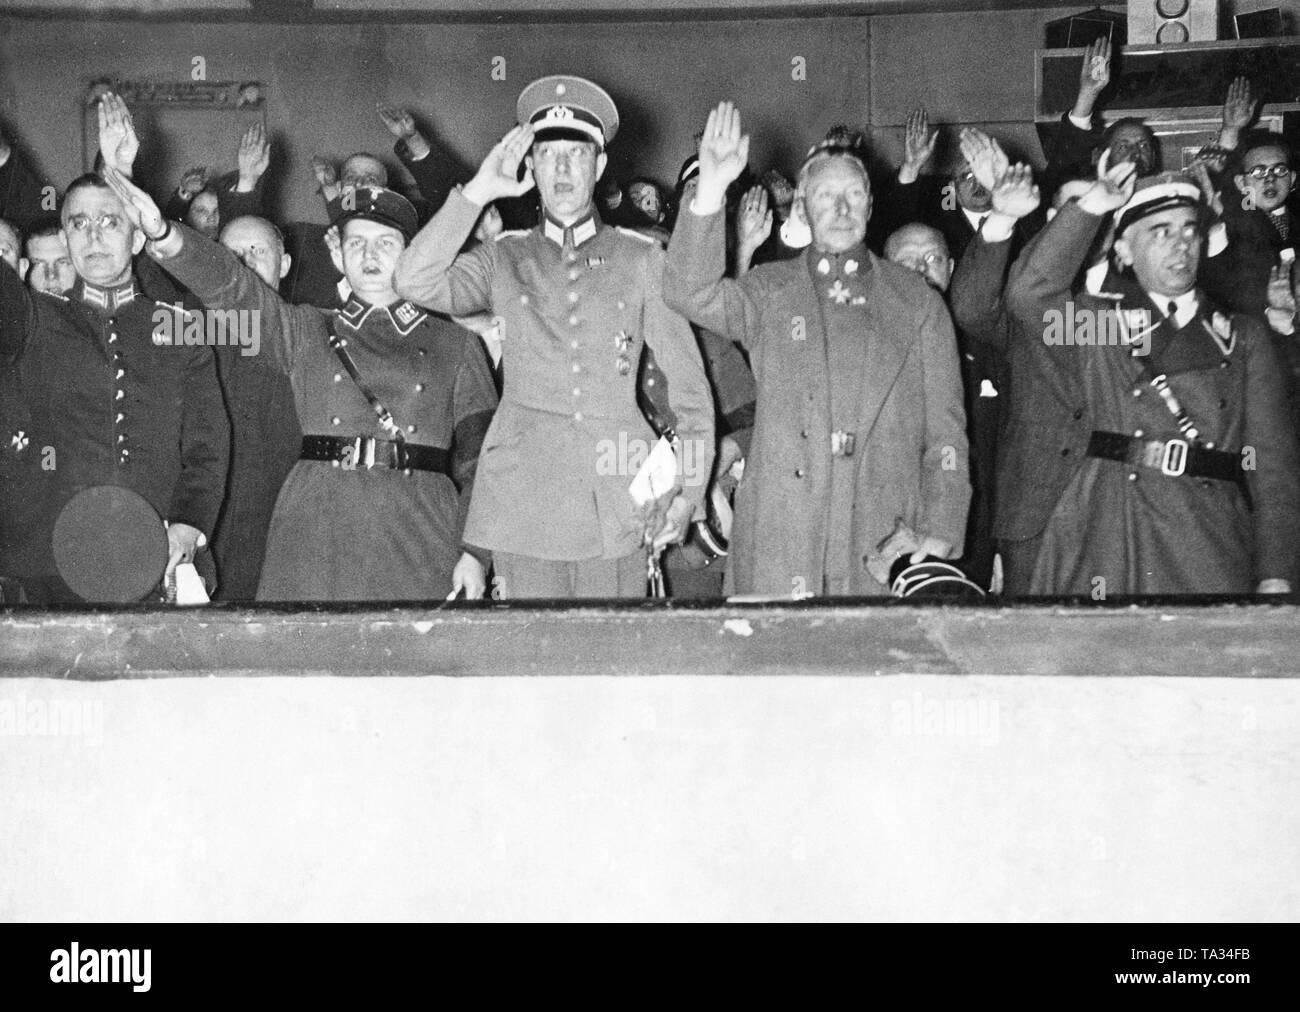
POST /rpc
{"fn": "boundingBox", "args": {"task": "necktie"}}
[1167,301,1179,329]
[1272,212,1289,242]
[976,213,989,235]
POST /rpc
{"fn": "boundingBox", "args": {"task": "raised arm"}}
[662,102,765,347]
[394,123,535,315]
[1005,153,1134,335]
[949,162,1041,350]
[101,166,302,374]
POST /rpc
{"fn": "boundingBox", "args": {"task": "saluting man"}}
[0,173,229,602]
[104,168,499,601]
[394,75,714,598]
[663,103,970,597]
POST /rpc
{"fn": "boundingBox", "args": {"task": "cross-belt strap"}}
[324,314,405,442]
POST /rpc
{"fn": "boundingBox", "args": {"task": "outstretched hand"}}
[463,123,535,206]
[959,128,1009,193]
[1076,147,1137,217]
[237,121,271,186]
[990,163,1040,221]
[101,164,167,238]
[899,107,938,183]
[97,92,139,176]
[695,101,749,213]
[1221,76,1257,132]
[1075,36,1111,111]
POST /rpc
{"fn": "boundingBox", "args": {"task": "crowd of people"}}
[0,42,1297,603]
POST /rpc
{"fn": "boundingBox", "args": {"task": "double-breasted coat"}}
[662,207,971,597]
[153,225,498,601]
[0,260,229,591]
[1002,202,1300,594]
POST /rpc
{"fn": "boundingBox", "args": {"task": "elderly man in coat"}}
[663,103,970,597]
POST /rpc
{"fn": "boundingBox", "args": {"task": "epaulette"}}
[494,229,530,241]
[614,226,659,245]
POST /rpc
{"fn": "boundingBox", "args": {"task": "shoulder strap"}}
[323,313,405,442]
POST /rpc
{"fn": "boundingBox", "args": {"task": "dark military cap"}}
[332,186,420,241]
[517,75,619,149]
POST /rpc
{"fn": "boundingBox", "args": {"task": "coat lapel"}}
[852,257,911,443]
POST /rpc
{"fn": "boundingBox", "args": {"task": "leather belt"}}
[1086,430,1242,483]
[301,435,451,475]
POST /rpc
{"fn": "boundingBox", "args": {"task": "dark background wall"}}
[0,4,1296,222]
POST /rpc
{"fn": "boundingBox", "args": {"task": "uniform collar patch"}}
[388,300,427,336]
[542,212,599,249]
[77,278,137,312]
[337,297,372,329]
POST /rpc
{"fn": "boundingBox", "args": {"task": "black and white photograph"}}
[0,0,1297,958]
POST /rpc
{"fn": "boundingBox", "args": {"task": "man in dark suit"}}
[1001,163,1300,595]
[1202,132,1297,319]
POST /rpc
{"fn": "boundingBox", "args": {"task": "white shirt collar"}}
[962,207,988,234]
[1148,288,1199,330]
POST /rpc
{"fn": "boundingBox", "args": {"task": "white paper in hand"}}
[628,436,679,507]
[173,562,210,605]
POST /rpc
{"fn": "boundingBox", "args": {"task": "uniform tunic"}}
[154,225,498,601]
[1005,204,1300,594]
[0,263,229,594]
[394,190,714,562]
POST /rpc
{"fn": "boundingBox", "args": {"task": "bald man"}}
[887,220,1000,591]
[884,223,954,293]
[209,215,303,599]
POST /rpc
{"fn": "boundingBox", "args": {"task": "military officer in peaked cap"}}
[104,168,499,601]
[394,75,714,598]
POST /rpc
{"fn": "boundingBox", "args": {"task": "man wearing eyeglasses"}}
[1204,133,1296,318]
[0,171,229,602]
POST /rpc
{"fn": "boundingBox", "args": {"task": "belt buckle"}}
[831,430,856,457]
[343,436,377,470]
[1160,437,1188,477]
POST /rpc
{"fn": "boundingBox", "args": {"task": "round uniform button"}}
[795,468,805,478]
[334,373,342,383]
[800,429,809,438]
[332,416,341,425]
[1133,388,1142,397]
[572,387,581,397]
[1073,409,1083,420]
[568,315,579,326]
[115,390,124,400]
[415,383,424,392]
[408,425,417,434]
[647,377,655,387]
[574,412,583,421]
[520,294,530,305]
[116,369,125,379]
[617,301,625,311]
[1134,429,1143,438]
[1060,447,1070,456]
[570,340,579,349]
[568,292,579,303]
[568,270,580,281]
[1128,472,1138,482]
[1220,361,1229,369]
[567,253,578,263]
[572,363,580,373]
